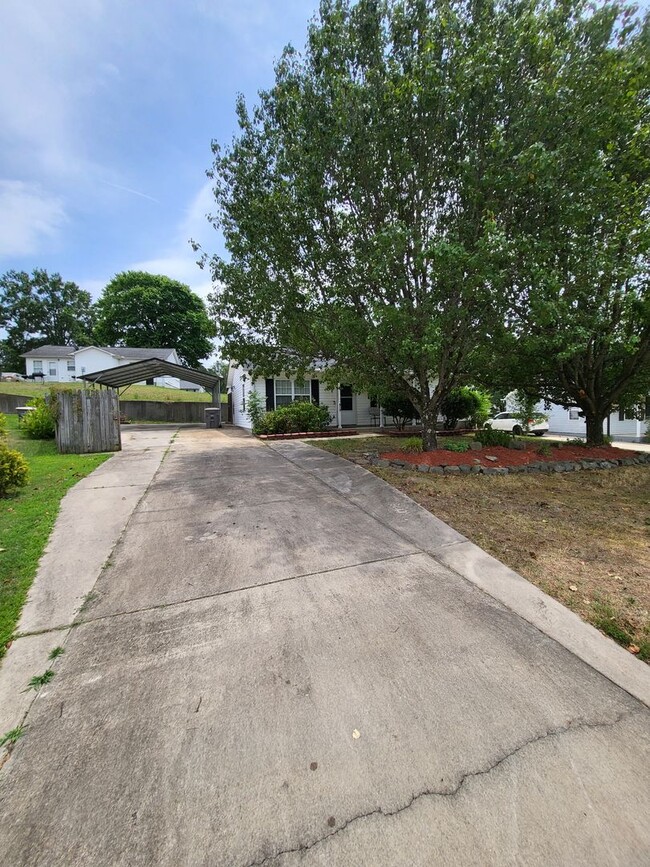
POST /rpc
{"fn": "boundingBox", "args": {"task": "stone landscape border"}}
[257,430,358,441]
[368,451,650,475]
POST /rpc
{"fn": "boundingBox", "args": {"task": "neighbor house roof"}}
[22,345,175,360]
[21,345,74,358]
[74,346,175,360]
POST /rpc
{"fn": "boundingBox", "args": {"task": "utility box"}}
[205,406,222,429]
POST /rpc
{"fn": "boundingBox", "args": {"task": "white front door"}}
[340,385,356,426]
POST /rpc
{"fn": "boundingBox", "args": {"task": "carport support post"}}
[211,383,220,406]
[336,384,342,429]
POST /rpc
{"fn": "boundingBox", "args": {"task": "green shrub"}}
[401,436,423,453]
[256,401,331,434]
[536,442,552,458]
[21,397,56,439]
[376,394,420,430]
[442,439,470,453]
[440,387,488,430]
[0,443,29,496]
[0,413,7,442]
[475,427,513,448]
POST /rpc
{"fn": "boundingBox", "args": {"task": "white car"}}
[485,412,549,436]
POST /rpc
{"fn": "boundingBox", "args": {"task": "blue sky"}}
[0,0,319,302]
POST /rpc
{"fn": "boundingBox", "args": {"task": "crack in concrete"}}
[243,710,639,867]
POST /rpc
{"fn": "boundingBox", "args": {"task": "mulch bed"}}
[380,442,642,468]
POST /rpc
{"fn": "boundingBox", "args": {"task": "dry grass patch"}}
[375,465,650,660]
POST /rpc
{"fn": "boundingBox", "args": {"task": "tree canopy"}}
[94,271,216,367]
[491,0,650,444]
[0,269,94,371]
[205,0,649,448]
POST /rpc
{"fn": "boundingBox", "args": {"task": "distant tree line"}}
[0,269,216,370]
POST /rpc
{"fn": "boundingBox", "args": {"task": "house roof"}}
[21,345,74,358]
[76,346,175,360]
[78,358,220,392]
[22,344,175,360]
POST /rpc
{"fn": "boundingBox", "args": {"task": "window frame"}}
[275,379,312,408]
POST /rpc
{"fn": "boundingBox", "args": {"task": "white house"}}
[504,394,648,443]
[227,363,383,429]
[21,345,203,391]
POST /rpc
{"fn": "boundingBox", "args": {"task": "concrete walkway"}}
[0,428,649,866]
[0,427,176,738]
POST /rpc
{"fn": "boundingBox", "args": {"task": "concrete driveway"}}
[1,428,649,866]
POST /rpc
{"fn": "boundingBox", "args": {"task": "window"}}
[569,409,580,420]
[67,359,75,372]
[33,360,43,372]
[275,379,311,407]
[49,363,57,376]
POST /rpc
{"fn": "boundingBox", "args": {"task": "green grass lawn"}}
[0,381,227,403]
[0,415,110,658]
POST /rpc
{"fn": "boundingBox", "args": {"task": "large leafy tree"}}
[204,0,519,449]
[205,0,649,449]
[0,269,94,371]
[94,271,216,367]
[493,0,650,444]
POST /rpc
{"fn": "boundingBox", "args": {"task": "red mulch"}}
[380,442,639,468]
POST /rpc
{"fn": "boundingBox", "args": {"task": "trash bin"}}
[204,406,222,429]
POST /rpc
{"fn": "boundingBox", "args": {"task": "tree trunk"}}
[584,412,606,446]
[420,405,438,450]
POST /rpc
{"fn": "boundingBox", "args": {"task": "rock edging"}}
[368,452,650,476]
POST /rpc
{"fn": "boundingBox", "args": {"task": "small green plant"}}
[0,725,26,748]
[401,436,423,453]
[246,388,266,432]
[591,603,633,647]
[475,427,513,448]
[0,412,7,442]
[26,669,55,691]
[0,443,29,497]
[536,442,552,458]
[48,646,65,660]
[21,396,56,439]
[441,439,470,453]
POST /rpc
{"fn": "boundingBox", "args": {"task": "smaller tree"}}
[94,272,215,367]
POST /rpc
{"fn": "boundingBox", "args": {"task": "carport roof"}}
[78,358,220,391]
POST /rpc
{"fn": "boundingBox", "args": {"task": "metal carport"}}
[78,358,221,403]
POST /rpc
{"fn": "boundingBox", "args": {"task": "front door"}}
[340,384,356,426]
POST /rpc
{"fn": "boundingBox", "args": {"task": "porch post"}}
[336,384,342,429]
[379,403,385,430]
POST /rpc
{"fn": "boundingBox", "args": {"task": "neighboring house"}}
[21,345,203,391]
[227,362,383,429]
[504,393,649,443]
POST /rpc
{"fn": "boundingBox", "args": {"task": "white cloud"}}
[0,180,67,257]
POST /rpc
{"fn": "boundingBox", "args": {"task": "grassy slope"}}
[0,416,110,657]
[313,436,650,660]
[0,381,226,403]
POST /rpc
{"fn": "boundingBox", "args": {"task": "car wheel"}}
[533,431,545,437]
[512,424,523,436]
[484,423,492,429]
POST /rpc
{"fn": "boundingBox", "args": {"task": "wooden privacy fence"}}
[55,389,121,454]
